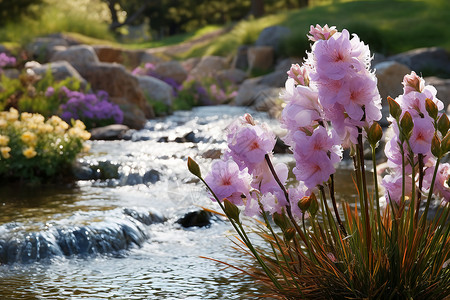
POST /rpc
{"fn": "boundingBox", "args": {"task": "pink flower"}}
[381,172,413,204]
[293,151,336,188]
[409,116,434,155]
[227,115,276,173]
[308,24,337,41]
[287,64,309,86]
[312,30,369,81]
[403,71,424,94]
[204,159,252,205]
[435,163,450,202]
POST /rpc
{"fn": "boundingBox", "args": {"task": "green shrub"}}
[0,108,90,183]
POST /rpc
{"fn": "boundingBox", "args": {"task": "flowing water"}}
[0,106,365,299]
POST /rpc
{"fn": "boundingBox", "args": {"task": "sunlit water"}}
[0,106,367,299]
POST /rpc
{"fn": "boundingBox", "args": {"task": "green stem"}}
[328,174,347,236]
[419,157,441,228]
[371,145,382,242]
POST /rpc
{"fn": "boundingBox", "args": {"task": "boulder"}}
[137,75,173,107]
[26,37,70,62]
[231,45,249,71]
[234,70,286,107]
[388,47,450,77]
[255,26,291,55]
[50,45,100,69]
[30,60,88,88]
[375,61,411,102]
[77,62,154,124]
[153,61,188,84]
[89,124,130,140]
[2,69,20,79]
[216,69,248,84]
[176,210,213,228]
[251,87,284,118]
[189,56,228,79]
[181,57,201,73]
[247,46,274,72]
[119,103,148,129]
[93,47,163,69]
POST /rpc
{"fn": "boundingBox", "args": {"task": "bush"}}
[59,88,123,129]
[0,108,90,182]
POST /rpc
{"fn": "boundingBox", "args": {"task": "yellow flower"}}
[82,143,91,153]
[21,112,34,121]
[68,127,91,140]
[73,119,86,130]
[1,146,11,159]
[23,147,37,159]
[0,135,9,146]
[21,131,37,146]
[6,108,19,122]
[37,123,53,134]
[0,118,7,128]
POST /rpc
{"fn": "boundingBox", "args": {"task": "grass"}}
[175,0,450,59]
[1,0,449,61]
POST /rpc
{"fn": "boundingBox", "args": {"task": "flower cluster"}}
[0,108,90,181]
[59,88,123,129]
[204,114,311,218]
[382,72,450,202]
[0,52,16,70]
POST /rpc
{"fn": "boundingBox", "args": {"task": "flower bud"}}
[224,199,241,223]
[187,157,202,178]
[309,193,319,217]
[441,132,450,154]
[273,212,289,231]
[400,111,414,141]
[387,96,402,121]
[298,196,312,212]
[425,98,438,120]
[431,133,442,158]
[284,228,296,242]
[438,114,450,137]
[366,122,383,147]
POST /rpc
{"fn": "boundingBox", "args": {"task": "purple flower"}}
[204,158,253,205]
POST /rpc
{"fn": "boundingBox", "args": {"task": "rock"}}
[123,208,165,225]
[76,63,154,124]
[234,70,286,107]
[139,51,164,66]
[275,57,302,73]
[174,131,197,143]
[255,26,291,55]
[201,149,222,159]
[72,163,94,180]
[89,124,130,140]
[231,45,249,71]
[153,61,188,84]
[251,87,284,118]
[388,47,450,77]
[31,60,88,88]
[119,103,148,130]
[259,70,288,87]
[26,37,70,62]
[216,69,248,84]
[137,75,173,107]
[181,57,201,73]
[375,61,411,100]
[142,169,160,184]
[189,56,228,79]
[50,45,100,69]
[247,46,274,72]
[176,210,213,228]
[274,137,291,154]
[93,46,163,69]
[234,77,270,106]
[424,76,450,109]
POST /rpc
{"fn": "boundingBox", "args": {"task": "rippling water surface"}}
[0,106,366,299]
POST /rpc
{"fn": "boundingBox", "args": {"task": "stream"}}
[0,106,363,299]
